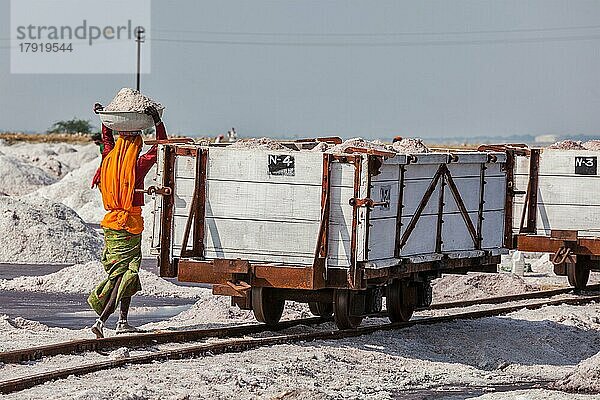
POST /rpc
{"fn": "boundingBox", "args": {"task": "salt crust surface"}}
[0,197,102,263]
[104,88,163,112]
[1,301,598,399]
[554,351,600,393]
[0,261,203,299]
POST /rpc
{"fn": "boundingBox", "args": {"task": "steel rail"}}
[0,316,331,364]
[2,285,598,365]
[427,283,600,310]
[1,294,600,395]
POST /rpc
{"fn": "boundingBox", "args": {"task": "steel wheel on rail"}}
[252,287,285,326]
[333,289,363,329]
[308,301,334,317]
[386,279,415,323]
[567,259,591,290]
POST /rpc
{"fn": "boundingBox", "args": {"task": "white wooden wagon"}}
[510,146,600,289]
[150,140,509,328]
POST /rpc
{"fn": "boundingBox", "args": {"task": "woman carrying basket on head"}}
[88,102,167,338]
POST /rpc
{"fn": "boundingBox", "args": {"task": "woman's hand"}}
[144,106,161,125]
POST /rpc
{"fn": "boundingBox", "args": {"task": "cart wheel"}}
[333,289,363,329]
[308,301,334,317]
[567,260,591,290]
[386,279,415,323]
[252,287,284,326]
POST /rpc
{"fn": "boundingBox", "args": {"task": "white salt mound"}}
[26,157,105,223]
[0,142,98,178]
[554,351,600,393]
[582,140,600,151]
[0,261,204,298]
[392,138,430,154]
[0,155,57,196]
[0,197,102,263]
[104,88,163,112]
[327,137,393,154]
[548,140,586,150]
[432,272,534,302]
[230,137,286,150]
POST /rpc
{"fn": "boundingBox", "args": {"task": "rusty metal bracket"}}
[180,149,208,258]
[312,153,332,287]
[519,148,540,234]
[135,186,172,196]
[213,280,251,297]
[394,165,406,258]
[158,145,177,278]
[144,138,195,145]
[348,197,389,208]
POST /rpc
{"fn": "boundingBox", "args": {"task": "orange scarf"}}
[99,135,144,234]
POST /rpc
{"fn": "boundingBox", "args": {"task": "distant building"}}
[535,134,558,144]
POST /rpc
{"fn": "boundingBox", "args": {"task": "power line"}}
[151,23,600,37]
[150,33,600,47]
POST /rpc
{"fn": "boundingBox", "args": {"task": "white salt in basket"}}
[98,109,164,132]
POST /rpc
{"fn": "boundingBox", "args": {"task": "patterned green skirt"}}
[88,228,143,315]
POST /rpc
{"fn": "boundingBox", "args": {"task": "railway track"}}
[1,289,599,395]
[3,284,597,365]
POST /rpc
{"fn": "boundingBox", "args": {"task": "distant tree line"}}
[47,118,94,135]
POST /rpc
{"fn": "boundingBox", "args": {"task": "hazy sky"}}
[1,0,600,139]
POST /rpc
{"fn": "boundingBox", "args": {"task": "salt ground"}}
[1,301,599,399]
[0,197,102,264]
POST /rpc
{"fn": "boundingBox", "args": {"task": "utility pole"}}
[135,27,145,91]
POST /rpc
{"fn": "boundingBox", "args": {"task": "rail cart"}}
[150,140,509,329]
[494,145,600,289]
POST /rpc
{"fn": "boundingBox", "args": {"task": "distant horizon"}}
[3,127,599,145]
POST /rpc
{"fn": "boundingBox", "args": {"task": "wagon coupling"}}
[551,246,573,266]
[134,185,172,195]
[349,197,390,208]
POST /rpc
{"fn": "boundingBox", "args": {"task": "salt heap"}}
[0,261,203,298]
[0,142,98,178]
[230,137,286,150]
[392,138,430,154]
[104,88,163,112]
[548,140,586,150]
[582,140,600,151]
[554,351,600,393]
[432,272,535,302]
[26,157,105,223]
[0,197,102,263]
[0,155,57,196]
[327,137,393,154]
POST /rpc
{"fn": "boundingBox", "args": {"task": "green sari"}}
[88,228,143,315]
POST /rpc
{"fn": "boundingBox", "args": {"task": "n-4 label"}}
[575,156,597,175]
[268,154,295,176]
